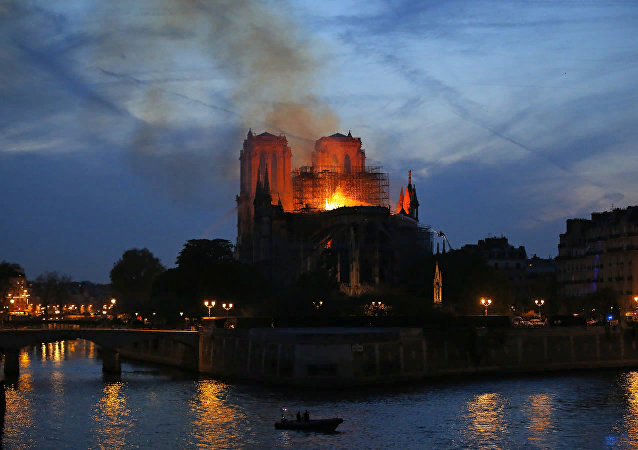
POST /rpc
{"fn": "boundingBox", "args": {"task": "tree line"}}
[3,241,620,321]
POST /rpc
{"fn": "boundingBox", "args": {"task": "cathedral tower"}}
[237,130,292,262]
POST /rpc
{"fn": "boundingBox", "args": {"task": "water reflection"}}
[50,371,66,420]
[187,380,253,447]
[5,340,638,449]
[92,382,132,448]
[523,393,554,446]
[620,371,638,447]
[463,392,508,448]
[3,376,35,446]
[19,351,30,368]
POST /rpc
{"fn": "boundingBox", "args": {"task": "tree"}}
[176,239,234,270]
[174,239,243,308]
[0,261,24,310]
[276,270,341,316]
[33,272,72,314]
[110,248,165,314]
[147,239,275,319]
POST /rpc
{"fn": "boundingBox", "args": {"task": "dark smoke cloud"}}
[115,0,341,168]
[2,0,340,206]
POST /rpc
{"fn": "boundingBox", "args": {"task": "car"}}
[528,318,546,328]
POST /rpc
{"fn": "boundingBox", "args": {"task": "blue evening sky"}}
[1,0,637,283]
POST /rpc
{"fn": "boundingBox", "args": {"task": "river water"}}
[3,339,638,449]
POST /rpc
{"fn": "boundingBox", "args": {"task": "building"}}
[237,130,432,293]
[557,206,638,310]
[462,236,527,271]
[461,237,555,311]
[236,130,292,263]
[3,264,31,315]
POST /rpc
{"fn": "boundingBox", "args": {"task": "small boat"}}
[274,418,344,432]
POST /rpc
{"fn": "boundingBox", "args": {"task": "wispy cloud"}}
[2,0,638,278]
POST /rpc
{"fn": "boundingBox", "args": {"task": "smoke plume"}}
[2,0,340,205]
[123,0,340,167]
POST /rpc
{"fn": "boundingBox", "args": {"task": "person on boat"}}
[296,411,301,422]
[303,410,310,422]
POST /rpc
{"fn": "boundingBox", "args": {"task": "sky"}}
[1,0,638,283]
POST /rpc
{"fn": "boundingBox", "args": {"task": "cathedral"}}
[236,130,432,293]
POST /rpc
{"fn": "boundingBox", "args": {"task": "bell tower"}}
[237,130,292,262]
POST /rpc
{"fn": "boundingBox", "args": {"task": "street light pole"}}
[535,299,545,318]
[204,300,215,317]
[222,303,233,319]
[480,297,492,316]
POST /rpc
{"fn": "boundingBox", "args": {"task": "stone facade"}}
[237,131,292,263]
[557,206,638,310]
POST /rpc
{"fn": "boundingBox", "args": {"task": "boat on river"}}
[275,408,343,432]
[274,418,343,432]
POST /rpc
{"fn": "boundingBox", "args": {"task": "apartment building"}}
[557,206,638,310]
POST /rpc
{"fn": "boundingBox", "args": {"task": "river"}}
[2,339,638,449]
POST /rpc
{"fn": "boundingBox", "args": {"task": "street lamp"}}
[535,299,545,317]
[222,303,233,319]
[370,301,385,316]
[480,297,492,316]
[313,300,323,310]
[204,300,215,317]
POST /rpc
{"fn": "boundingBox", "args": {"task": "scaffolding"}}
[292,165,389,212]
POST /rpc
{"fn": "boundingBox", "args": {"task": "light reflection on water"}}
[92,381,133,448]
[524,393,554,446]
[6,340,638,448]
[464,392,509,448]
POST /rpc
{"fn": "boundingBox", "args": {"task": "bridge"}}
[0,328,199,375]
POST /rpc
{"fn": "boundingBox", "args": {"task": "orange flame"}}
[324,187,371,210]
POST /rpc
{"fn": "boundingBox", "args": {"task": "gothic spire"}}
[397,187,405,213]
[263,164,270,193]
[255,167,263,197]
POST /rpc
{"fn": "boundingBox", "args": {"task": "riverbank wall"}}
[197,326,638,386]
[117,336,199,371]
[109,325,638,386]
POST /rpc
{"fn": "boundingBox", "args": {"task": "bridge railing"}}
[0,320,200,331]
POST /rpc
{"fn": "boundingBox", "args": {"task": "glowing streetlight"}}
[480,297,492,316]
[369,301,385,317]
[313,300,323,310]
[535,299,545,317]
[204,300,215,317]
[222,303,233,319]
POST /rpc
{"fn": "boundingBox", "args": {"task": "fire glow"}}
[324,187,372,211]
